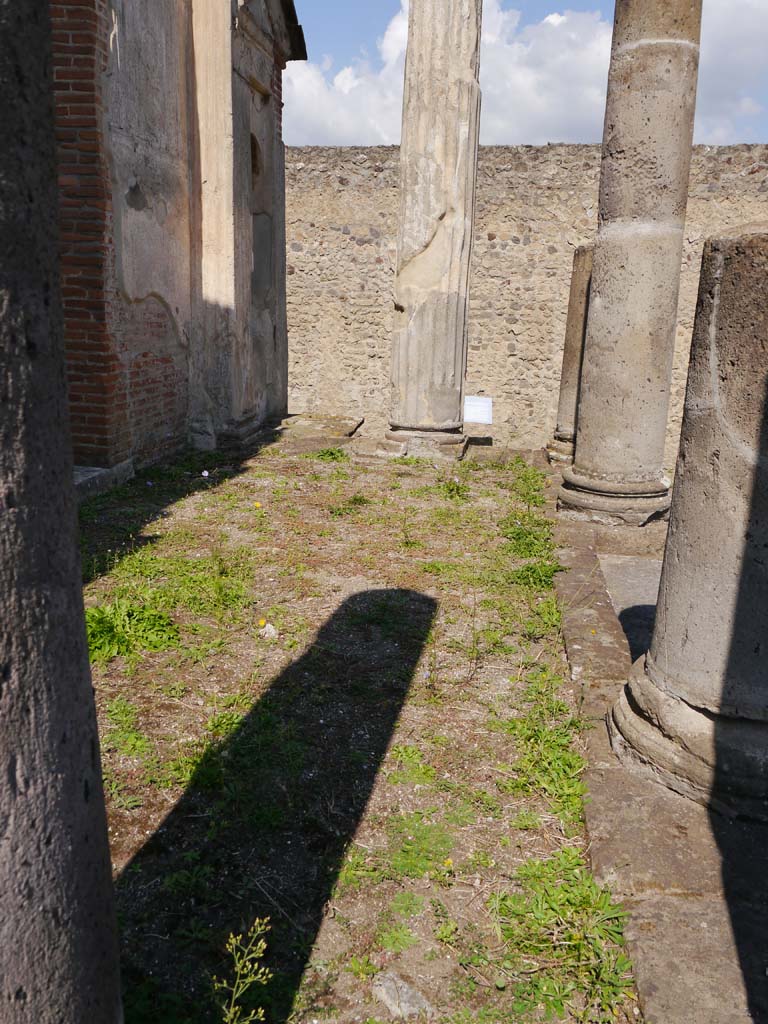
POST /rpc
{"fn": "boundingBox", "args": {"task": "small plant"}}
[86,599,180,665]
[213,918,273,1024]
[504,456,548,509]
[391,892,425,918]
[346,955,380,980]
[329,493,372,518]
[512,559,563,592]
[488,849,632,1021]
[389,745,437,786]
[388,812,454,880]
[510,809,541,831]
[104,697,151,758]
[306,447,348,463]
[495,667,586,828]
[523,594,562,640]
[379,923,419,954]
[500,511,554,559]
[438,475,470,501]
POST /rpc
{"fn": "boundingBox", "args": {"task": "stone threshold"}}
[554,511,768,1023]
[74,459,135,503]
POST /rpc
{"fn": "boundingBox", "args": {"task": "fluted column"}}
[547,245,593,465]
[387,0,482,455]
[559,0,702,524]
[611,228,768,817]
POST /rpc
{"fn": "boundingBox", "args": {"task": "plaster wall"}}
[106,0,193,464]
[286,145,768,468]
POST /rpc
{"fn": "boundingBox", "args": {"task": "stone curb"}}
[555,515,768,1024]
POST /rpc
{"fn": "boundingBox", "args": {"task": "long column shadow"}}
[712,378,768,1022]
[116,588,437,1022]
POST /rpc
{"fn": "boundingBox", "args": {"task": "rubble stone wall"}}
[286,144,768,467]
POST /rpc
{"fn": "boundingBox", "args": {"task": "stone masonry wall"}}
[286,145,768,468]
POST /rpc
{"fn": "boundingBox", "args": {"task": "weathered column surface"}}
[611,228,768,817]
[547,245,593,465]
[387,0,482,455]
[0,3,122,1019]
[559,0,702,523]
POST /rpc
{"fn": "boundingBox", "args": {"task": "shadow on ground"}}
[116,588,437,1022]
[617,605,656,663]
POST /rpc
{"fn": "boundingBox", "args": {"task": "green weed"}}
[499,511,554,559]
[329,493,372,518]
[104,697,151,759]
[388,812,454,880]
[495,667,586,828]
[346,955,379,980]
[390,892,425,918]
[378,923,419,954]
[389,745,437,786]
[305,447,348,463]
[86,600,180,665]
[488,849,632,1021]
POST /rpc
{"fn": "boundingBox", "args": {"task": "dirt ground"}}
[79,430,637,1024]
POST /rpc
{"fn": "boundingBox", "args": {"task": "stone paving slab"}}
[557,522,768,1024]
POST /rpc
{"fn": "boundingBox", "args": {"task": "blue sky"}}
[286,1,768,146]
[300,0,606,68]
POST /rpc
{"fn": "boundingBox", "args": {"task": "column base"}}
[609,658,768,821]
[546,432,575,465]
[558,468,670,526]
[385,428,468,460]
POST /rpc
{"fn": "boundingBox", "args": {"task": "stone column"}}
[547,245,593,465]
[611,228,768,817]
[387,0,482,457]
[559,0,702,524]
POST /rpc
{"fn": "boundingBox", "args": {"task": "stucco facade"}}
[52,0,305,469]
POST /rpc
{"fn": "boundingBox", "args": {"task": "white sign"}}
[464,395,493,425]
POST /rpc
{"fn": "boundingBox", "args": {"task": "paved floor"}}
[557,530,768,1024]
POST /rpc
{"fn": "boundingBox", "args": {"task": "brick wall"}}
[51,0,130,468]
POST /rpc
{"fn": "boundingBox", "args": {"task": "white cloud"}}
[283,0,768,147]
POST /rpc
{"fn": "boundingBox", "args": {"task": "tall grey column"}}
[547,245,593,466]
[387,0,482,456]
[611,228,768,817]
[0,3,122,1018]
[559,0,702,524]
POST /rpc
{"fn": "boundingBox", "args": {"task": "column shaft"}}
[611,228,768,817]
[548,245,593,465]
[560,0,702,524]
[388,0,482,448]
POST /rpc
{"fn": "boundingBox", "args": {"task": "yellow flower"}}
[258,618,267,628]
[254,502,262,509]
[443,858,453,868]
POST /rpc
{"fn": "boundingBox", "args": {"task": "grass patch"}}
[86,600,180,665]
[329,493,372,518]
[389,745,438,786]
[378,923,419,954]
[304,447,348,463]
[488,848,632,1021]
[495,667,586,828]
[104,697,152,758]
[499,510,554,559]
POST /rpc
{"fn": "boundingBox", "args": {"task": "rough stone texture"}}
[547,245,593,464]
[388,0,482,440]
[285,144,768,465]
[0,4,122,1017]
[560,0,703,524]
[611,227,768,817]
[373,972,436,1019]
